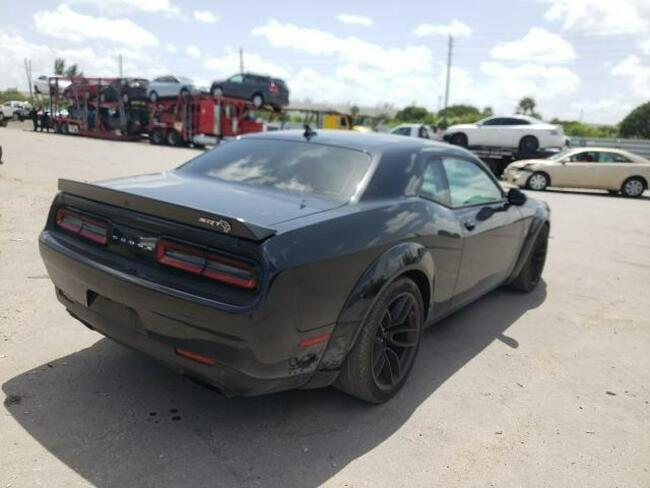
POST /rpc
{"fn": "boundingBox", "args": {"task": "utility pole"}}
[24,58,33,103]
[443,35,453,126]
[118,54,123,78]
[239,47,244,74]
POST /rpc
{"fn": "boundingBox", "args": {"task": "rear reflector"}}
[299,333,332,348]
[155,238,257,290]
[174,347,216,366]
[56,208,108,245]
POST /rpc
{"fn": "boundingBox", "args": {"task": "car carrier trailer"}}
[469,146,561,177]
[147,94,263,147]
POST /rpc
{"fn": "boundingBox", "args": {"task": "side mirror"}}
[507,188,527,206]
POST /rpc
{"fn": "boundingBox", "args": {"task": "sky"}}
[1,0,649,124]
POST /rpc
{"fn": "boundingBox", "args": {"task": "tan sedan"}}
[502,147,650,197]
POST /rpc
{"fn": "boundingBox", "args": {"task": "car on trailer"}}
[445,115,567,154]
[39,130,550,403]
[210,73,289,110]
[148,75,201,102]
[100,78,149,103]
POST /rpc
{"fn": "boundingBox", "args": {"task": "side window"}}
[481,118,503,126]
[599,152,630,163]
[392,127,410,136]
[502,118,530,126]
[442,158,503,207]
[569,151,597,162]
[418,126,429,138]
[419,158,451,206]
[229,75,244,83]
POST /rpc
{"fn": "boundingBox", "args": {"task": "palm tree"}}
[517,97,536,115]
[65,64,82,78]
[54,58,66,76]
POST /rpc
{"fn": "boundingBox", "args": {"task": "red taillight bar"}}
[55,208,108,245]
[155,238,257,290]
[174,347,216,365]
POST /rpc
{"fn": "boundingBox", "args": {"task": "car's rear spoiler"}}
[58,179,276,241]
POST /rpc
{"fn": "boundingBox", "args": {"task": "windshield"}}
[178,139,372,202]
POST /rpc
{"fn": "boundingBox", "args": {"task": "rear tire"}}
[526,172,549,191]
[621,177,645,198]
[167,129,182,146]
[335,278,423,403]
[450,133,468,147]
[150,128,164,145]
[508,224,549,293]
[519,136,539,154]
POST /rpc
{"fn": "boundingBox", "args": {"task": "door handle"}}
[464,221,476,231]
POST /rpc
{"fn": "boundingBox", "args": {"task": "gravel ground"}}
[1,122,649,488]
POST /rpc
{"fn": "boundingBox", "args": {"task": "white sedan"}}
[445,115,567,153]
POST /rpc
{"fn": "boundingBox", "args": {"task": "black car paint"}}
[39,130,549,397]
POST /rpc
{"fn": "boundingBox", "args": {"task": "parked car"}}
[33,75,71,95]
[503,147,650,197]
[390,123,432,139]
[148,75,199,102]
[2,100,32,120]
[210,73,289,110]
[100,78,149,103]
[39,130,549,403]
[445,115,567,154]
[63,78,115,102]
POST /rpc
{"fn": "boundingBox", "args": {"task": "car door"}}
[442,157,526,306]
[474,117,503,147]
[592,151,632,189]
[225,74,245,98]
[552,150,598,187]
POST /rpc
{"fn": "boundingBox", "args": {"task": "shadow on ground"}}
[3,283,545,487]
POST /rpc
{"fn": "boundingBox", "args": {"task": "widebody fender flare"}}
[318,242,434,370]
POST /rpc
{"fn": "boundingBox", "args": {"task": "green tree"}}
[0,88,28,104]
[395,105,429,122]
[517,97,536,115]
[65,63,82,78]
[54,58,66,75]
[619,102,650,139]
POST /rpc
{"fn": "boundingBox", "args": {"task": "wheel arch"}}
[621,174,648,189]
[318,242,434,370]
[505,209,550,286]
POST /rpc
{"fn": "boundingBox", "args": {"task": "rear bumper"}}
[39,231,336,396]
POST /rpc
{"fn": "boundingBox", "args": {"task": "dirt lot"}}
[1,122,649,488]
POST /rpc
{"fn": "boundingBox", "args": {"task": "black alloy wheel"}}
[371,292,421,391]
[335,277,423,403]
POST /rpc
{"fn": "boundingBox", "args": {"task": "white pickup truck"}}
[2,100,31,120]
[444,115,567,154]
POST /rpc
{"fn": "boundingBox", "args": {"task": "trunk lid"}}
[60,171,342,241]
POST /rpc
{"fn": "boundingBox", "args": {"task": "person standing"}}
[30,106,38,131]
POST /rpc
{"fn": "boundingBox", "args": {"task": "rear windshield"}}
[178,139,371,202]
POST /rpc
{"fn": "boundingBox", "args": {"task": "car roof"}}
[392,123,425,129]
[240,129,471,155]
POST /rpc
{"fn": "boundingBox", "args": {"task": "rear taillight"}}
[55,208,108,245]
[155,238,257,289]
[269,82,279,94]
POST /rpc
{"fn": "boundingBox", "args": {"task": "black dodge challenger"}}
[39,130,550,403]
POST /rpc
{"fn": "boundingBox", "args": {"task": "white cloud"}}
[490,28,575,63]
[413,19,473,38]
[640,38,650,55]
[252,19,432,75]
[33,4,159,46]
[543,0,650,34]
[569,96,633,124]
[204,51,291,78]
[186,45,201,58]
[479,62,581,100]
[193,10,219,24]
[337,13,373,26]
[71,0,181,16]
[611,55,650,97]
[165,43,177,53]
